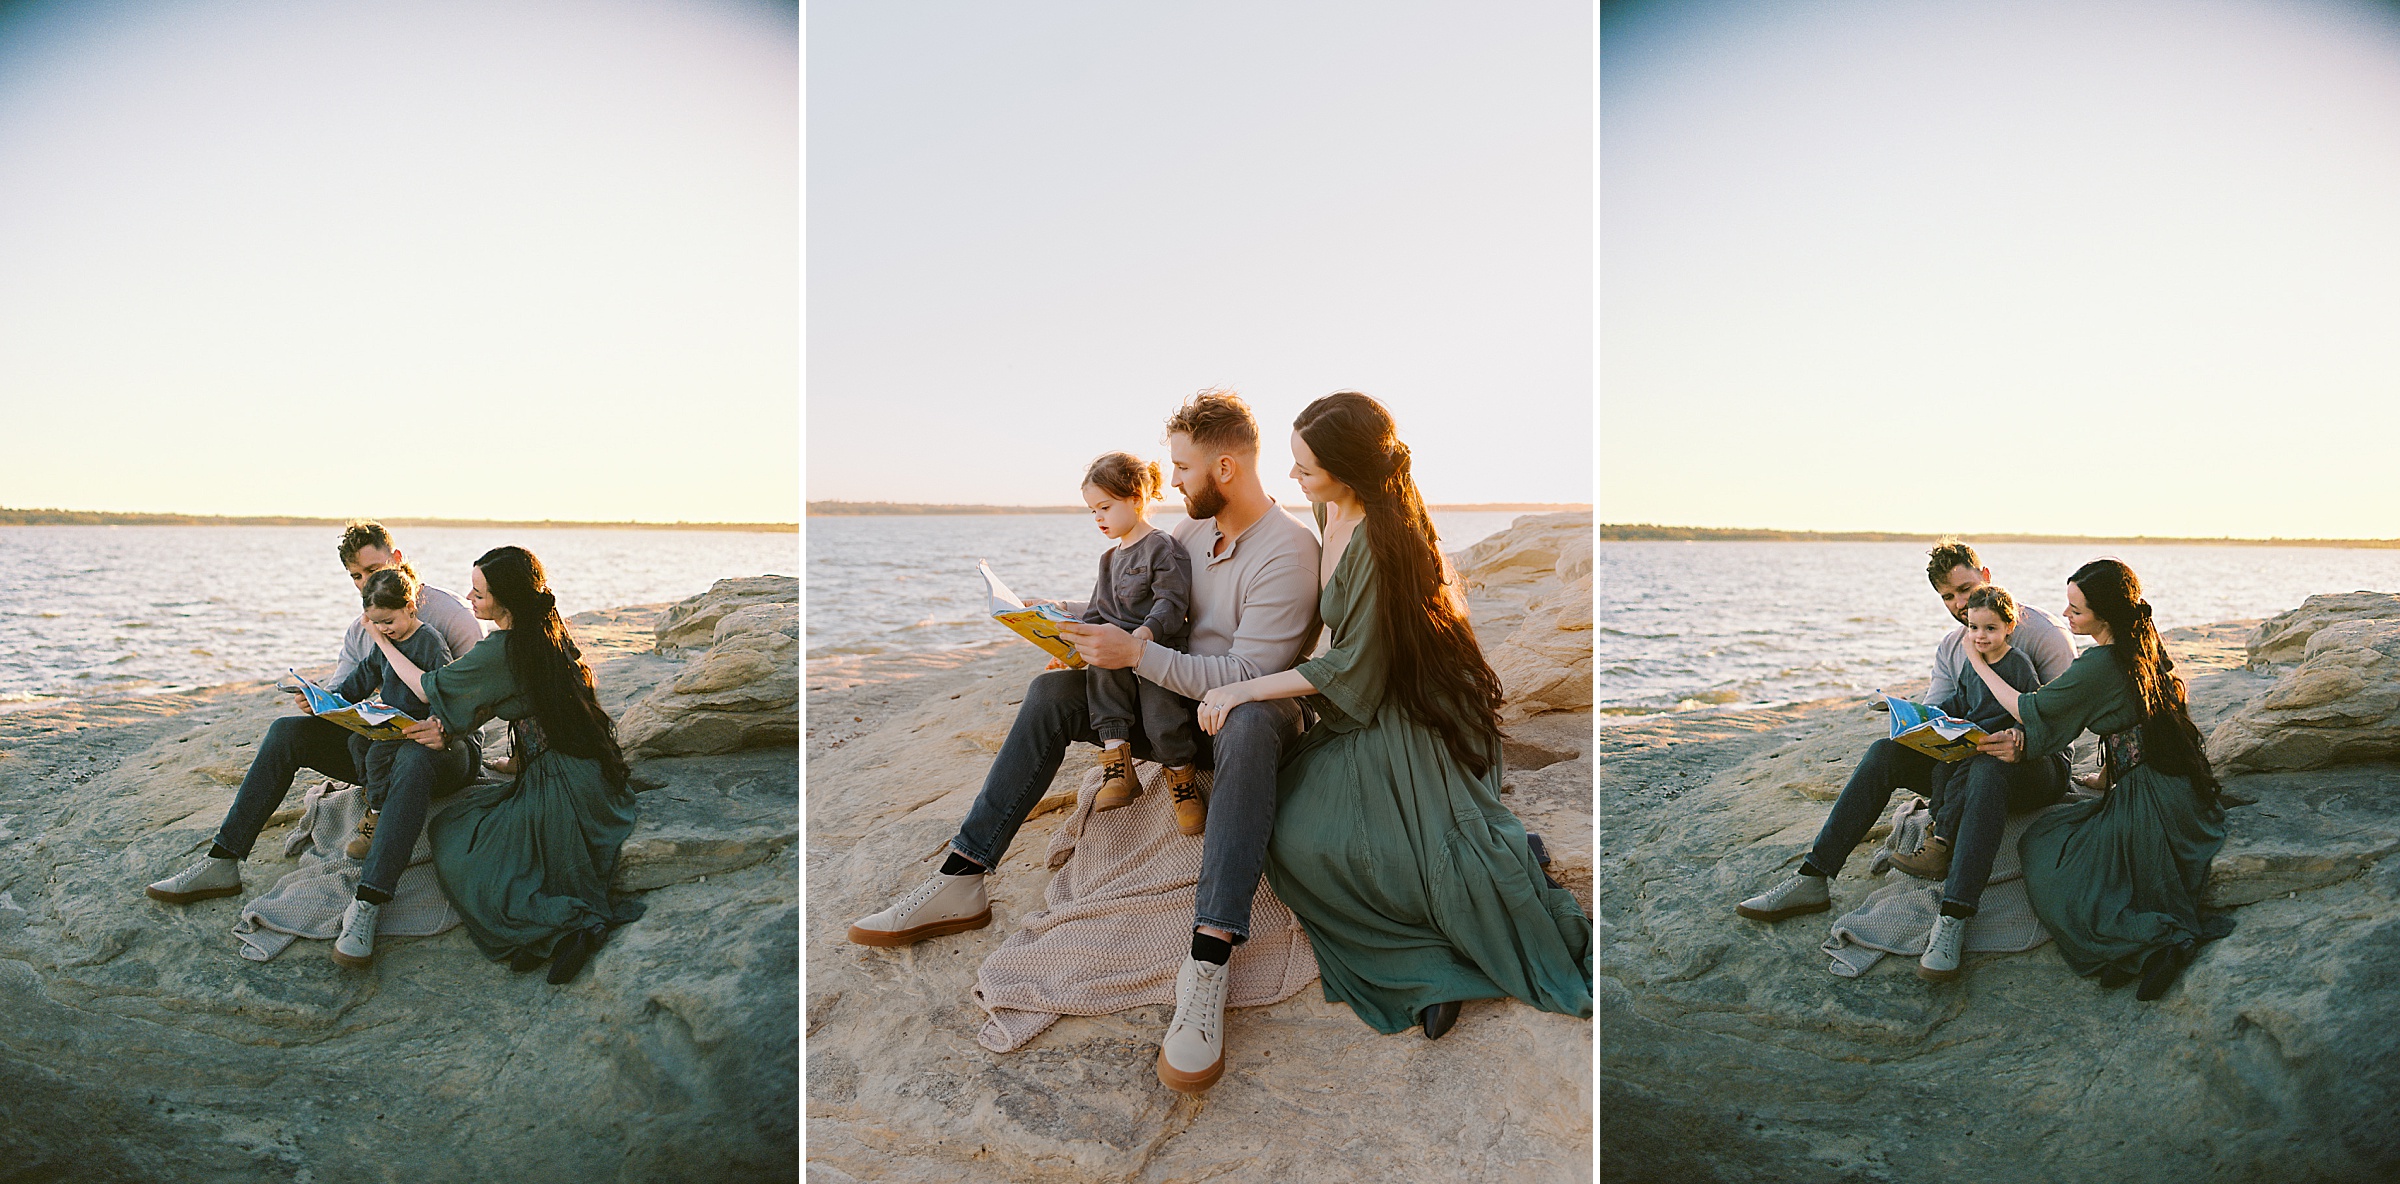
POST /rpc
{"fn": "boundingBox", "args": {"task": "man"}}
[145,522,485,964]
[1736,538,2074,980]
[846,389,1322,1094]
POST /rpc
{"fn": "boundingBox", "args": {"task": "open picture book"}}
[979,560,1086,668]
[279,671,421,741]
[1878,693,1990,762]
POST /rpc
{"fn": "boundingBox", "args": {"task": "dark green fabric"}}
[1263,508,1593,1034]
[2015,645,2228,979]
[421,632,643,962]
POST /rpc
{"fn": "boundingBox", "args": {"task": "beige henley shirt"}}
[1132,503,1322,700]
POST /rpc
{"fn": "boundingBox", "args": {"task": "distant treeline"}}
[1604,523,2400,548]
[811,500,1593,516]
[0,507,796,532]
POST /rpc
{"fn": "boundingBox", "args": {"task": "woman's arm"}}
[1195,669,1317,735]
[1962,645,2025,722]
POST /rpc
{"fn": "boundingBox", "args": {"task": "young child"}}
[1074,452,1205,835]
[1894,583,2045,879]
[333,566,455,859]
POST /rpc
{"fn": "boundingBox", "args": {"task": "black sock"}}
[356,884,393,906]
[940,852,984,876]
[208,841,240,861]
[1190,933,1232,965]
[1939,901,1977,919]
[1798,859,1830,878]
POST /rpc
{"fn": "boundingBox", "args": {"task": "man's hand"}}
[1975,727,2024,763]
[403,717,446,750]
[292,692,315,715]
[1055,620,1143,669]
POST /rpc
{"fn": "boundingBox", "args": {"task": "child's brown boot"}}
[1094,744,1140,811]
[344,809,379,859]
[1167,766,1205,836]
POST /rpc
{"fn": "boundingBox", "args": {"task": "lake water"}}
[1601,541,2400,720]
[0,526,798,709]
[805,509,1535,660]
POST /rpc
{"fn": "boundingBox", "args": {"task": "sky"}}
[806,2,1595,508]
[0,0,797,523]
[1604,0,2400,539]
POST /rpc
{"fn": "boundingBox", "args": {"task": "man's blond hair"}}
[1163,387,1260,456]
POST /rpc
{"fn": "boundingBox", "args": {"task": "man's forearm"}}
[1137,643,1263,700]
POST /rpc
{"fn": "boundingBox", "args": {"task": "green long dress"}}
[1262,511,1593,1034]
[2015,645,2230,980]
[420,632,644,962]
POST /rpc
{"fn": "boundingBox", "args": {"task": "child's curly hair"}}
[1084,452,1165,503]
[1963,583,2017,625]
[360,566,421,611]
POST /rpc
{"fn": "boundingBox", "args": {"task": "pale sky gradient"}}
[807,2,1594,508]
[1604,0,2400,538]
[0,0,797,523]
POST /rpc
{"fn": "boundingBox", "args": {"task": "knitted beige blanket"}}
[231,779,462,961]
[1820,794,2081,977]
[972,761,1320,1052]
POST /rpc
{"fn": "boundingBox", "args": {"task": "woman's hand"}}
[403,717,446,750]
[1196,681,1254,736]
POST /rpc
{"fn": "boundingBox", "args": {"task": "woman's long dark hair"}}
[477,546,629,787]
[2070,559,2218,800]
[1295,392,1506,778]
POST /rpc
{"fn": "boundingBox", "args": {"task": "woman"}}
[1959,558,2231,1000]
[1195,392,1592,1038]
[369,545,644,984]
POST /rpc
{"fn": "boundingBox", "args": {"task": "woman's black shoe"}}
[1420,1000,1462,1040]
[2135,941,2194,1002]
[509,947,549,974]
[546,924,606,985]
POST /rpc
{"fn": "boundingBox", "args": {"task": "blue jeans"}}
[215,714,477,900]
[1805,738,2068,913]
[950,669,1304,942]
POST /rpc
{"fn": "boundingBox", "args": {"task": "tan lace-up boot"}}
[1094,743,1141,811]
[1167,766,1205,836]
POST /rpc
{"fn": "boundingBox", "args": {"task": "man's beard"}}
[1182,472,1228,520]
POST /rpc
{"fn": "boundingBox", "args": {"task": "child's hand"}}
[1131,626,1153,643]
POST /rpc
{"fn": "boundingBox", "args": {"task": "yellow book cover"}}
[282,671,422,742]
[1881,694,1989,763]
[979,560,1087,668]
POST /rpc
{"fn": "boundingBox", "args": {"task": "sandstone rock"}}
[2209,618,2400,773]
[2242,591,2400,667]
[621,600,799,758]
[0,595,796,1181]
[1602,644,2400,1183]
[653,574,797,654]
[1456,511,1594,721]
[805,512,1596,1183]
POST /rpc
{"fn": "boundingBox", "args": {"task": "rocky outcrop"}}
[0,599,797,1182]
[1603,620,2400,1184]
[2242,592,2400,667]
[805,513,1595,1184]
[2211,602,2400,773]
[1457,511,1594,721]
[652,574,797,654]
[620,593,800,758]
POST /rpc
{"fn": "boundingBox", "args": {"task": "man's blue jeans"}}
[950,669,1304,942]
[1805,737,2068,913]
[215,714,476,900]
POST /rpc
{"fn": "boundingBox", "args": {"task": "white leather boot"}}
[846,869,991,947]
[1156,956,1231,1093]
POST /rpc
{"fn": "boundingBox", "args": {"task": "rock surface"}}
[653,574,799,654]
[621,589,801,758]
[805,515,1596,1183]
[1602,621,2400,1184]
[2210,599,2400,773]
[0,599,797,1183]
[1458,511,1595,721]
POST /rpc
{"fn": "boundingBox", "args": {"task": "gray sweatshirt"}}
[1131,504,1322,700]
[1078,529,1191,642]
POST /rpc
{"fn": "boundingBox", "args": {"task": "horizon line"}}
[1603,523,2400,549]
[1,506,797,532]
